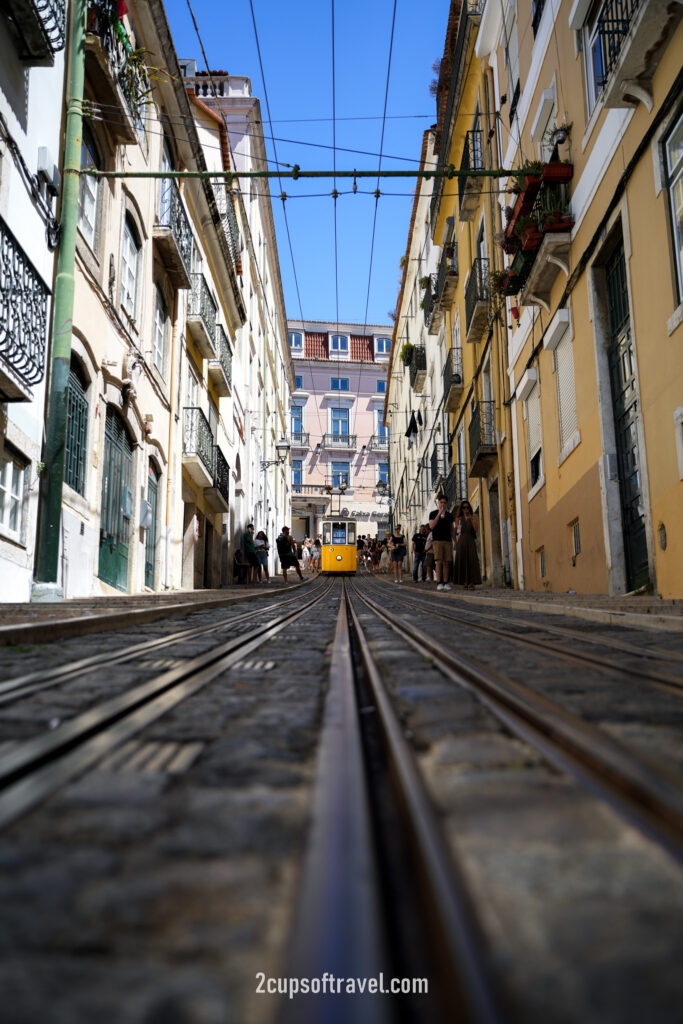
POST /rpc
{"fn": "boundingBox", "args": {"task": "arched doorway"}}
[98,407,133,591]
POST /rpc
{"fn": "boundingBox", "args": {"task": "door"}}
[605,244,649,591]
[98,407,132,591]
[145,460,159,589]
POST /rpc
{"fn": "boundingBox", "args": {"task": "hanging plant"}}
[418,275,431,290]
[400,342,414,365]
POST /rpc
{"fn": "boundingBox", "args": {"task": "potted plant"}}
[540,187,574,232]
[400,342,414,366]
[418,275,431,289]
[542,161,574,184]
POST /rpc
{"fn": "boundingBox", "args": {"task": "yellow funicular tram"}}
[321,517,357,575]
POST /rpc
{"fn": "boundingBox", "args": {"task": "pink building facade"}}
[287,320,392,541]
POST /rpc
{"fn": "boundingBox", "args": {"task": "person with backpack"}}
[276,526,303,583]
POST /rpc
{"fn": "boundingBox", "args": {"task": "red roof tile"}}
[305,331,328,359]
[351,335,373,361]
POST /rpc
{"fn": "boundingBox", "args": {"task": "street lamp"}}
[261,437,291,470]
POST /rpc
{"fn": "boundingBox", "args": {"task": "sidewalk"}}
[403,581,683,632]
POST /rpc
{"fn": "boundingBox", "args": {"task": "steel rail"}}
[0,582,334,830]
[0,577,328,704]
[0,576,315,647]
[364,580,683,693]
[350,583,683,860]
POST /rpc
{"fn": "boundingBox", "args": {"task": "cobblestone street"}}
[0,578,681,1023]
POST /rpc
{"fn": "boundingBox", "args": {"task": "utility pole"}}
[32,0,87,600]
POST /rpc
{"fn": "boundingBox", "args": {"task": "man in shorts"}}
[428,495,455,591]
[276,526,304,582]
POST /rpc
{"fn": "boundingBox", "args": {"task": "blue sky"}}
[165,0,449,328]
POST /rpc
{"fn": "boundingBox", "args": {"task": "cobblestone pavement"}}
[0,578,681,1023]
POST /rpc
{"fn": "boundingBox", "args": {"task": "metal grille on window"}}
[65,367,88,495]
[555,331,578,450]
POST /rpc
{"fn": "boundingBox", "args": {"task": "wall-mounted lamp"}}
[261,437,291,470]
[360,444,367,454]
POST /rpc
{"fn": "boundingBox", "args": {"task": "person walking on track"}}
[428,494,455,591]
[389,525,407,583]
[411,524,428,582]
[454,500,482,590]
[276,526,304,583]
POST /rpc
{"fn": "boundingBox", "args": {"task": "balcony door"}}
[98,407,133,592]
[331,407,349,437]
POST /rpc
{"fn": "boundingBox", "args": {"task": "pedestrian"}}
[356,533,364,567]
[370,537,380,573]
[454,500,482,590]
[379,534,390,574]
[301,537,310,572]
[428,494,455,591]
[424,530,435,582]
[233,547,249,584]
[312,536,322,572]
[411,524,428,582]
[243,523,259,584]
[254,530,270,582]
[276,525,304,582]
[389,524,407,583]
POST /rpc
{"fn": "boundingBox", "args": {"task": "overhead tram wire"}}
[351,0,398,449]
[247,0,328,453]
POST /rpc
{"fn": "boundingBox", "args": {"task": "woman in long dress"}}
[454,500,482,589]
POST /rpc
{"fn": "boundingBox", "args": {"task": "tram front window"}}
[323,523,332,545]
[332,523,347,545]
[347,523,356,545]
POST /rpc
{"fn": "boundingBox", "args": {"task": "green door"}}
[98,408,133,591]
[145,460,159,589]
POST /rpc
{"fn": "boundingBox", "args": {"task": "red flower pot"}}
[542,163,573,184]
[521,226,543,251]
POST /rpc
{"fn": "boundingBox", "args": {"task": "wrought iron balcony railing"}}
[443,347,464,411]
[188,273,218,355]
[0,214,49,397]
[86,0,143,120]
[183,407,214,476]
[370,434,389,450]
[213,444,230,506]
[290,431,310,448]
[422,274,437,330]
[5,0,66,61]
[157,179,192,280]
[435,243,458,300]
[215,324,232,386]
[468,400,496,475]
[444,462,468,506]
[598,0,642,84]
[465,257,490,338]
[213,182,241,269]
[409,345,427,390]
[324,433,357,450]
[458,130,484,214]
[430,442,450,490]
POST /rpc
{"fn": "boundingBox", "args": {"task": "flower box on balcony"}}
[542,212,575,233]
[521,225,544,252]
[542,162,573,185]
[505,177,542,241]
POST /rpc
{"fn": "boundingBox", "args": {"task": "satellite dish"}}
[341,507,349,516]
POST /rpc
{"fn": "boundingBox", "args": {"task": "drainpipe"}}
[32,0,87,601]
[165,289,180,588]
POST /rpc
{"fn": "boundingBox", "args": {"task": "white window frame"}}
[121,217,140,320]
[330,376,350,391]
[78,127,100,250]
[374,336,391,358]
[377,462,389,486]
[0,453,26,542]
[289,331,303,351]
[376,378,386,394]
[331,460,350,488]
[153,287,167,376]
[582,0,606,116]
[665,109,683,301]
[330,334,350,360]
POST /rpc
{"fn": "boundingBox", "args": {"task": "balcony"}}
[465,258,490,343]
[430,1,485,230]
[369,434,389,452]
[204,444,229,514]
[468,400,497,477]
[458,130,484,222]
[182,407,214,488]
[85,0,140,144]
[443,347,464,413]
[430,244,459,332]
[153,180,192,289]
[597,0,682,112]
[208,324,232,397]
[4,0,66,63]
[290,431,310,450]
[187,274,218,359]
[517,180,574,311]
[213,182,241,271]
[444,462,468,506]
[292,483,331,502]
[423,274,438,334]
[0,214,49,401]
[430,443,450,491]
[409,345,427,392]
[324,433,357,451]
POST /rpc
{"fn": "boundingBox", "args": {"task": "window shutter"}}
[527,384,542,458]
[555,332,578,449]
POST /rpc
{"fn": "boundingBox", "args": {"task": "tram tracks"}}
[0,581,334,830]
[349,580,683,859]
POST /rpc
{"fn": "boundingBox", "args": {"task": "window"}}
[583,0,606,115]
[376,379,386,394]
[0,453,25,541]
[666,111,683,300]
[292,458,302,487]
[295,375,303,390]
[376,410,389,439]
[186,362,199,408]
[159,139,173,226]
[375,336,391,356]
[378,462,389,485]
[291,404,303,434]
[330,334,349,355]
[153,287,168,375]
[65,362,88,495]
[504,4,520,122]
[331,377,349,391]
[331,461,349,487]
[555,330,578,451]
[526,383,543,487]
[331,407,349,436]
[289,331,303,350]
[78,126,100,249]
[121,216,140,319]
[572,519,581,558]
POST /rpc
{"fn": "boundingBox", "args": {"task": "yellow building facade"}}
[475,0,683,596]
